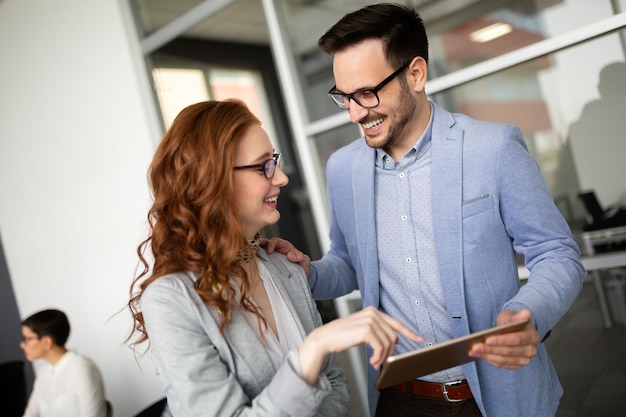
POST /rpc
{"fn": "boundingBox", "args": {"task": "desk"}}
[517,225,626,327]
[581,225,626,254]
[581,226,626,328]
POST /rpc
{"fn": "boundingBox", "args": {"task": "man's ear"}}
[407,56,428,93]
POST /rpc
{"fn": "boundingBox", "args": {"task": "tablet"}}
[374,318,531,390]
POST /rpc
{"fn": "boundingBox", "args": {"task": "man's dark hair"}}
[318,2,429,69]
[22,309,71,347]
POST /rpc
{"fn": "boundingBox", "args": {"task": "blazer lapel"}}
[351,145,380,307]
[256,250,307,339]
[430,104,467,322]
[210,284,275,393]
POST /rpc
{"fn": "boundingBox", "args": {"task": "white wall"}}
[0,0,165,415]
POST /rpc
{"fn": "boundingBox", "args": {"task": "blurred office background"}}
[1,0,625,416]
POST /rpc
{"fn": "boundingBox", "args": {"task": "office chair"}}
[0,360,27,417]
[134,397,167,417]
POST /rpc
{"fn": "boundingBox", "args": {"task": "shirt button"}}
[417,151,423,157]
[401,215,407,221]
[415,300,420,306]
[406,258,412,263]
[399,172,405,178]
[427,342,433,346]
[385,157,391,164]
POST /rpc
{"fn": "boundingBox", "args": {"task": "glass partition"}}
[132,0,206,36]
[288,0,626,234]
[426,0,618,78]
[430,29,626,231]
[289,0,621,104]
[309,30,626,235]
[131,0,626,235]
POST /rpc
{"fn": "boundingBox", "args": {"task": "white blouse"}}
[242,259,305,371]
[22,350,106,417]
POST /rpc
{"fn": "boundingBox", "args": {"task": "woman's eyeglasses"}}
[328,60,411,109]
[21,335,40,344]
[234,153,281,179]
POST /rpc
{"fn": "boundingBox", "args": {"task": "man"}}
[20,309,107,417]
[267,3,586,416]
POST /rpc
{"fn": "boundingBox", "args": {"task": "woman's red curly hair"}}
[127,99,263,349]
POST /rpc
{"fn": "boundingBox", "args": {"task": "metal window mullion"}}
[260,0,330,252]
[261,0,369,415]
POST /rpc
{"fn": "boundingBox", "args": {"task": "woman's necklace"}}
[236,232,261,264]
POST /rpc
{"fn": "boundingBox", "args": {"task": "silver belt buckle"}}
[442,380,464,402]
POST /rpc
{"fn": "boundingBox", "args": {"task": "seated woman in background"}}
[21,309,107,417]
[127,99,421,417]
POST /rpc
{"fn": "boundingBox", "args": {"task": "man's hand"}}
[468,309,539,369]
[261,237,312,276]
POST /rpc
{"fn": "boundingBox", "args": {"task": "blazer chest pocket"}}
[462,194,492,218]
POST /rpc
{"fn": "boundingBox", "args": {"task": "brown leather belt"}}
[390,379,473,402]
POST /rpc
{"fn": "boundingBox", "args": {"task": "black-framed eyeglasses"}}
[234,153,281,179]
[21,335,40,344]
[328,60,412,110]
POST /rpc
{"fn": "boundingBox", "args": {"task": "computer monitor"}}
[578,191,605,224]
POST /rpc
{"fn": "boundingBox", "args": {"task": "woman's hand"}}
[297,307,423,385]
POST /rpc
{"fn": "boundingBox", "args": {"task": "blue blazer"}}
[309,102,586,417]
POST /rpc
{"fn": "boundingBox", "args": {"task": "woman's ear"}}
[40,335,54,350]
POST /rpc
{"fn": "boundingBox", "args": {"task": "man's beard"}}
[382,81,417,150]
[364,81,417,150]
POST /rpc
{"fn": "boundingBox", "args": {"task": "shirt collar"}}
[375,101,434,168]
[51,350,75,372]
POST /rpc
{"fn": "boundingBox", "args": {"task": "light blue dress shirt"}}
[376,104,465,383]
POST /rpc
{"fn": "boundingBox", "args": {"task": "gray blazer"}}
[309,102,586,416]
[141,249,349,417]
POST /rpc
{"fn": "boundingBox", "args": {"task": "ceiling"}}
[134,0,270,46]
[132,0,558,56]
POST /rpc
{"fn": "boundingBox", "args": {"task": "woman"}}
[127,99,421,417]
